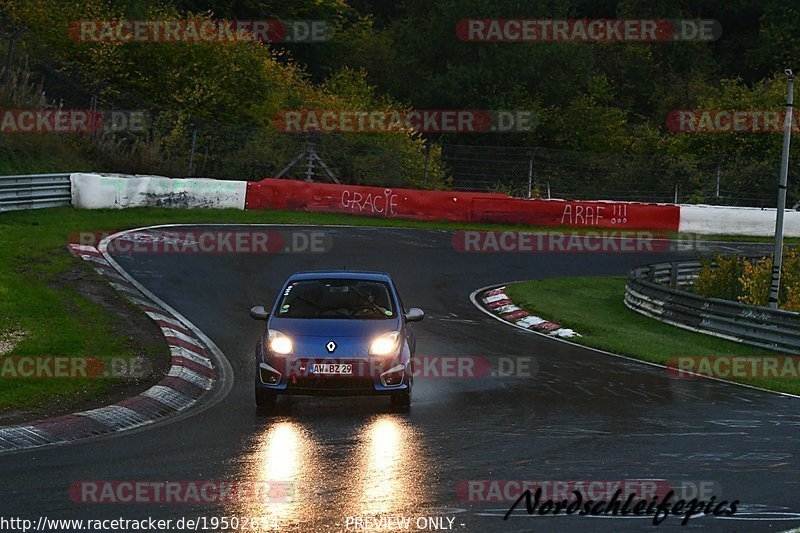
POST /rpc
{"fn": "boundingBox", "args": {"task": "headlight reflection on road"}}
[354,415,426,517]
[366,417,400,509]
[233,415,428,528]
[264,422,301,481]
[238,420,311,527]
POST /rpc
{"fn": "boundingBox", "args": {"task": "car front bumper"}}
[255,356,410,396]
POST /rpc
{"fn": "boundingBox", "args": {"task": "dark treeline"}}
[0,0,797,204]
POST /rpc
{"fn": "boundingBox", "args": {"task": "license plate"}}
[311,363,352,375]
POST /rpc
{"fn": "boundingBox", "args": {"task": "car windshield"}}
[276,279,396,319]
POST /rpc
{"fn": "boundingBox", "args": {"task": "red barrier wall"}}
[246,178,680,231]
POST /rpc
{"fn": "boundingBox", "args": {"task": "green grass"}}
[504,277,799,395]
[0,205,684,235]
[690,233,800,245]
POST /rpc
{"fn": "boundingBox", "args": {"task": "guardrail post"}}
[670,262,679,287]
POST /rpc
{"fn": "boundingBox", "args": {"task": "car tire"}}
[390,384,411,408]
[255,384,277,410]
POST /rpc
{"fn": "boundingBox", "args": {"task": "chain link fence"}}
[441,144,789,207]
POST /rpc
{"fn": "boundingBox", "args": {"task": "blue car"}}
[250,271,424,409]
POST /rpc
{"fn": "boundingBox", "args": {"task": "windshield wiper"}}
[293,294,324,310]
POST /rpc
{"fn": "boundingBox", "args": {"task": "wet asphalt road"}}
[1,225,798,532]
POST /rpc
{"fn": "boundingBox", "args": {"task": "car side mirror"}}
[249,305,269,320]
[405,307,424,322]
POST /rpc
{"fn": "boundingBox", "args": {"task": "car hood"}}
[269,317,401,338]
[267,317,401,358]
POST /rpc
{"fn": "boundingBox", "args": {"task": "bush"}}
[694,247,800,311]
[695,255,744,301]
[738,257,772,307]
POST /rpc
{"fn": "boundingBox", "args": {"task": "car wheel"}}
[255,384,277,410]
[390,384,411,408]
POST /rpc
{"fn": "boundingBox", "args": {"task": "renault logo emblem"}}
[326,341,336,353]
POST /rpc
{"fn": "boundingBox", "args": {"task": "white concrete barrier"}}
[679,204,800,237]
[70,173,246,210]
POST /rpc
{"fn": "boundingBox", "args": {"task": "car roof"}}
[287,270,393,282]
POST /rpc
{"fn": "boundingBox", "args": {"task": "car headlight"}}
[369,331,400,356]
[268,329,293,355]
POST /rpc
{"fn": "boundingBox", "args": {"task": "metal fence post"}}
[423,139,430,187]
[305,136,315,181]
[769,69,794,309]
[526,152,533,199]
[187,129,197,177]
[88,95,98,139]
[0,28,25,82]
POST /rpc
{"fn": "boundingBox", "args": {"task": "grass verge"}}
[504,277,798,395]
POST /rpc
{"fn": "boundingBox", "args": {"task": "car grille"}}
[289,375,375,392]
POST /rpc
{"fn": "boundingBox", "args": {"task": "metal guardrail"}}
[625,259,800,353]
[0,173,72,212]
